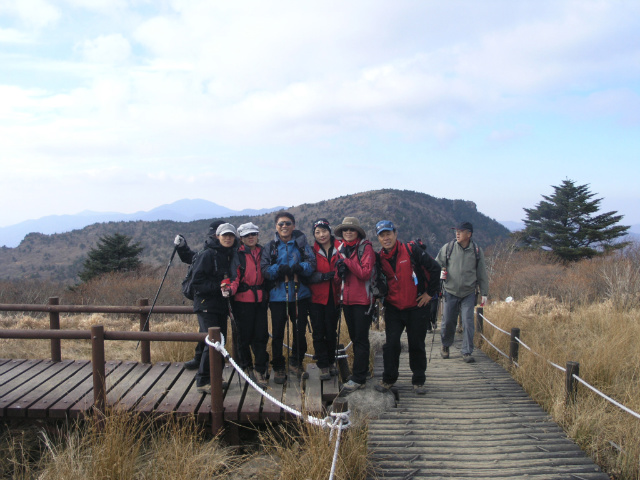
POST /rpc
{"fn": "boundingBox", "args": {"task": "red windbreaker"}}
[341,239,375,306]
[310,240,342,305]
[229,245,265,303]
[379,241,419,310]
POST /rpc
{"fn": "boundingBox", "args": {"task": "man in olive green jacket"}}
[436,222,488,363]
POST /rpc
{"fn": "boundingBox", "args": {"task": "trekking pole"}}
[336,278,344,358]
[226,295,244,388]
[293,273,300,375]
[284,274,291,378]
[136,245,177,350]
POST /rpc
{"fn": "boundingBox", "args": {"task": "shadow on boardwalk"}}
[367,331,609,480]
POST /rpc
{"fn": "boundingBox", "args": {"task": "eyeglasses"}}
[277,221,293,227]
[242,232,258,237]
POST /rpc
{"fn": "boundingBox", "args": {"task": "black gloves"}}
[336,260,347,279]
[277,264,292,279]
[320,271,336,281]
[292,263,304,275]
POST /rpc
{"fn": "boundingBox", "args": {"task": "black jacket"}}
[191,237,238,313]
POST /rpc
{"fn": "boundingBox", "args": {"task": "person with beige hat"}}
[333,216,376,394]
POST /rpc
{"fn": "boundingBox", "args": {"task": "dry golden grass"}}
[0,410,239,480]
[481,297,640,480]
[259,418,375,480]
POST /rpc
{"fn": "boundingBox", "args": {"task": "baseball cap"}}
[452,221,473,233]
[237,222,259,237]
[376,220,395,235]
[216,223,238,236]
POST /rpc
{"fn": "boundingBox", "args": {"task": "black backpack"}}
[181,249,217,300]
[355,241,388,299]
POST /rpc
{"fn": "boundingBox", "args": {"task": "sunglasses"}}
[277,221,293,227]
[242,232,259,237]
[343,228,357,233]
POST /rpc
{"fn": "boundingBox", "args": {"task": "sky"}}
[1,0,639,228]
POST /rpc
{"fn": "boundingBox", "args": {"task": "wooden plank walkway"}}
[0,358,340,423]
[368,332,609,480]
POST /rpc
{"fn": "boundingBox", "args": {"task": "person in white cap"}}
[223,222,269,388]
[190,222,239,393]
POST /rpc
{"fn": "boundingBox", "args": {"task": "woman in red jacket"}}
[333,216,375,394]
[225,222,269,388]
[308,219,342,381]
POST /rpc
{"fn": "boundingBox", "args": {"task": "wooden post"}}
[509,328,520,365]
[138,298,151,364]
[332,397,348,415]
[209,327,224,436]
[336,343,351,384]
[91,325,106,415]
[49,297,61,362]
[565,361,580,404]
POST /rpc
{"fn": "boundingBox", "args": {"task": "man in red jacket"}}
[375,220,440,395]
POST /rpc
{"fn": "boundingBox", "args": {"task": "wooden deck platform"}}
[0,358,340,424]
[367,333,609,479]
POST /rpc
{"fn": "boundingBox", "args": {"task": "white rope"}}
[268,334,353,358]
[572,374,640,421]
[479,313,509,335]
[480,333,510,360]
[514,337,566,372]
[328,410,351,480]
[204,334,352,432]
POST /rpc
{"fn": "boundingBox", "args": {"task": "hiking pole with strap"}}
[284,274,291,380]
[136,245,177,350]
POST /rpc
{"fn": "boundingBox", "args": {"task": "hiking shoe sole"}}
[462,355,475,363]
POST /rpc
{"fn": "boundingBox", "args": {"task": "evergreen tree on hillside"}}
[522,179,629,262]
[78,233,143,282]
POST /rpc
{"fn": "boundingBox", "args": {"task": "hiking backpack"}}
[181,249,217,300]
[444,239,480,269]
[355,241,388,299]
[404,239,436,296]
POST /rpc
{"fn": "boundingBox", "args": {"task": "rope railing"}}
[205,333,351,480]
[478,309,640,421]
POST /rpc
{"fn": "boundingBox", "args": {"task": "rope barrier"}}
[479,313,510,335]
[479,333,510,361]
[481,312,640,421]
[204,333,351,478]
[572,374,640,421]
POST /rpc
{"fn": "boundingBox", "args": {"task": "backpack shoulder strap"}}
[445,240,456,268]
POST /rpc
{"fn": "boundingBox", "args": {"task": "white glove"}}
[221,288,230,298]
[174,234,186,247]
[480,296,487,307]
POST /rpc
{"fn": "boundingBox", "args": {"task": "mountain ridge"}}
[0,189,511,284]
[0,199,285,248]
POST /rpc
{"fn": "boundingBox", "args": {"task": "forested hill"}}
[0,189,510,284]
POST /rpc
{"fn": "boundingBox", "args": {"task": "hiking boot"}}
[289,363,309,379]
[462,354,475,363]
[413,384,427,395]
[319,367,331,381]
[329,363,338,376]
[196,383,210,394]
[441,346,450,359]
[254,369,268,388]
[274,369,287,384]
[340,380,364,394]
[184,358,200,370]
[374,380,394,393]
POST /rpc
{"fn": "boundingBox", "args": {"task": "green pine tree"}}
[78,233,144,282]
[522,179,630,262]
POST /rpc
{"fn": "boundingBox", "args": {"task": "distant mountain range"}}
[0,189,511,284]
[0,199,285,248]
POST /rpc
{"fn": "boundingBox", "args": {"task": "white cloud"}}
[0,0,60,29]
[76,34,132,64]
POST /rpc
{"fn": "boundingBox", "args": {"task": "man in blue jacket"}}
[261,211,316,383]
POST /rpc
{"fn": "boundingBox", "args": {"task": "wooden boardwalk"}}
[368,332,609,480]
[0,358,339,424]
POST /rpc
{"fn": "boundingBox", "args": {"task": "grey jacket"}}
[435,240,489,298]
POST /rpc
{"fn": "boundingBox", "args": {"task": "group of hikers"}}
[173,211,488,396]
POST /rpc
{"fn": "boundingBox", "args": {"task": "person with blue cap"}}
[375,220,440,395]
